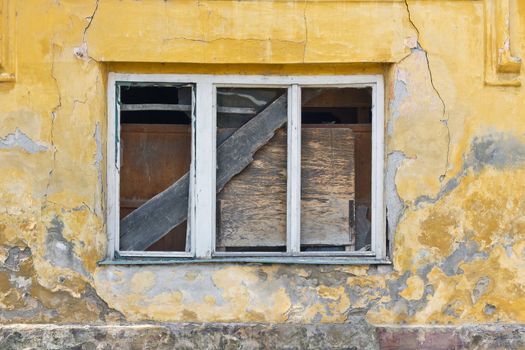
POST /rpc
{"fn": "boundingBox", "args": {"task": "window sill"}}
[98,256,391,266]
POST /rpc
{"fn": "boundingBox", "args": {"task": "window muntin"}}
[107,75,386,262]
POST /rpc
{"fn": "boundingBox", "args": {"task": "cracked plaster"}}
[0,0,524,330]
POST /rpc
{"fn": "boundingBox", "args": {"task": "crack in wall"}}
[158,4,308,56]
[43,44,62,211]
[404,0,450,182]
[74,0,99,60]
[385,151,408,255]
[93,122,103,218]
[414,132,525,206]
[161,36,306,46]
[82,0,99,44]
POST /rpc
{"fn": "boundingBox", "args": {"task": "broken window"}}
[116,83,194,255]
[300,88,372,252]
[215,88,288,253]
[213,87,373,254]
[107,74,386,262]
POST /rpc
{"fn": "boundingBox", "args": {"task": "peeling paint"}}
[0,0,525,331]
[385,151,406,246]
[415,133,525,206]
[45,217,89,278]
[387,69,408,136]
[0,128,47,154]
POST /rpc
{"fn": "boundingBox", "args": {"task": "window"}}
[107,74,386,263]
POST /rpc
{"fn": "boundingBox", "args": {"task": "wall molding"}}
[0,0,15,82]
[484,0,521,86]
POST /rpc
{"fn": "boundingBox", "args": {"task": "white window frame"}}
[107,73,386,262]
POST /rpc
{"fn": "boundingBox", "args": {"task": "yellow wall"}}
[1,0,525,325]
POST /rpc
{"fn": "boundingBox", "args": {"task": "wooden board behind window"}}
[119,123,191,252]
[217,126,355,249]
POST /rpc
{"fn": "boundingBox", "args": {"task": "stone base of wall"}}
[1,322,524,349]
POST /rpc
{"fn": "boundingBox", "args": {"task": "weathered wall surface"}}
[1,0,525,333]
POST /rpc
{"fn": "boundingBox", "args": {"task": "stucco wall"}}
[1,0,525,328]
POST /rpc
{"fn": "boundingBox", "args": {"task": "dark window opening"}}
[120,85,192,124]
[118,84,192,252]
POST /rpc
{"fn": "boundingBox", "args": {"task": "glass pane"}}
[119,84,192,252]
[215,88,288,253]
[300,87,372,252]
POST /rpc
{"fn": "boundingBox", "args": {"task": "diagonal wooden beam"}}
[119,93,287,251]
[119,90,320,251]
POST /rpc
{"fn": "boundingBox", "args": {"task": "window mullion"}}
[371,81,386,259]
[107,77,118,259]
[287,84,301,254]
[195,82,215,258]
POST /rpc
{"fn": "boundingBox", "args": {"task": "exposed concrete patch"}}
[483,304,496,315]
[81,284,125,322]
[0,321,378,350]
[0,129,47,154]
[383,271,435,318]
[2,323,525,349]
[3,247,31,272]
[440,241,488,277]
[387,70,408,136]
[44,217,89,278]
[471,276,490,304]
[73,42,89,61]
[385,152,407,250]
[415,133,525,206]
[468,133,525,171]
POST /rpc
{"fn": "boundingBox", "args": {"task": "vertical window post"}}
[371,79,386,259]
[287,84,301,254]
[195,81,215,258]
[106,74,119,259]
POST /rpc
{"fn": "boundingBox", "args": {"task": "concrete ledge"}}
[1,322,525,349]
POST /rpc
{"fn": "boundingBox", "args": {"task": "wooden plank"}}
[120,93,289,251]
[218,199,287,248]
[301,127,355,247]
[353,124,371,203]
[301,198,353,246]
[216,127,355,248]
[119,123,191,252]
[217,128,288,248]
[215,94,289,191]
[121,103,256,115]
[120,124,191,201]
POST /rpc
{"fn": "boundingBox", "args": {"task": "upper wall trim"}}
[87,1,413,64]
[0,0,15,82]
